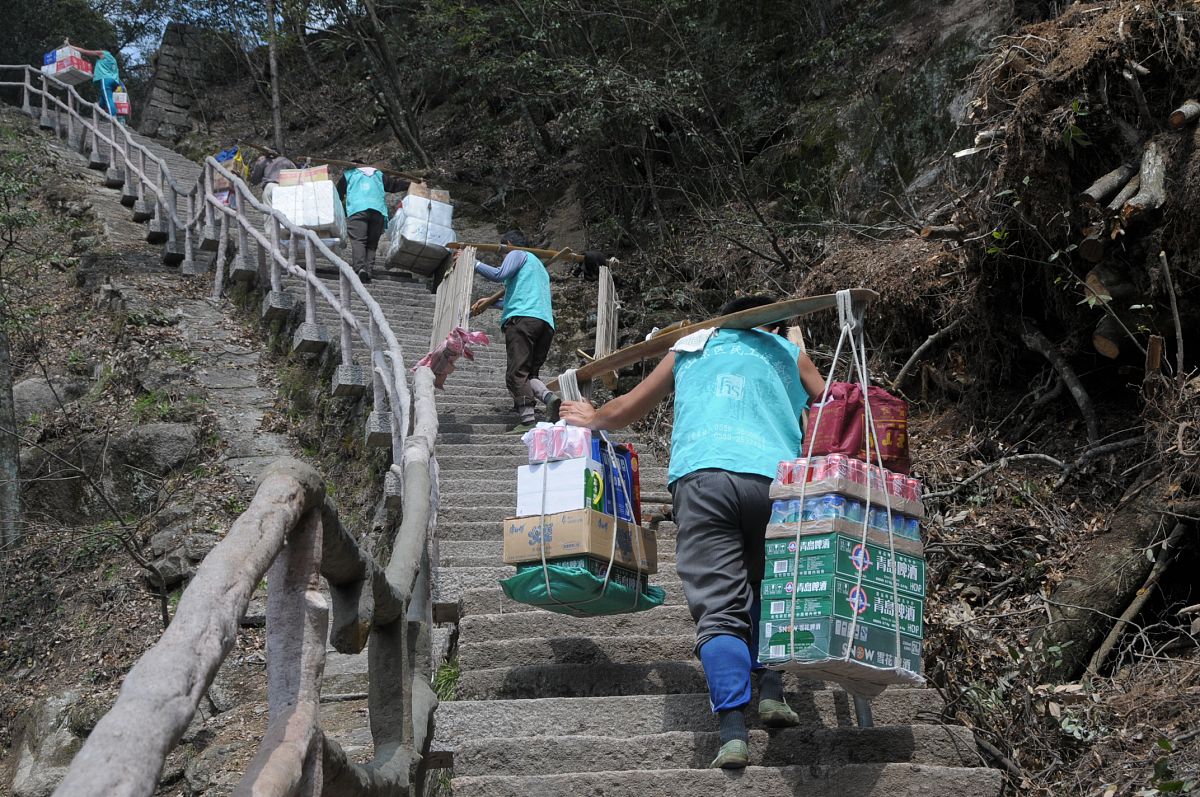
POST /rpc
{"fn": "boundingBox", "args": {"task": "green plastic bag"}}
[500,563,666,617]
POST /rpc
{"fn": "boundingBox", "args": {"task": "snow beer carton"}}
[760,574,923,638]
[763,534,924,598]
[759,616,923,674]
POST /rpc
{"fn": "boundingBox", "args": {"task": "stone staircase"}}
[26,104,1003,795]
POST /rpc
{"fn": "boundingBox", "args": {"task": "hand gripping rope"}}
[781,289,919,700]
[528,368,647,614]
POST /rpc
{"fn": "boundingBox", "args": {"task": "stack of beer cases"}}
[41,47,93,85]
[501,424,656,584]
[759,453,925,675]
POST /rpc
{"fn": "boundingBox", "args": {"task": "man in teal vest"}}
[68,40,124,122]
[560,295,827,769]
[336,163,410,283]
[470,231,556,432]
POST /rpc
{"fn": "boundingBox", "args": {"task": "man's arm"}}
[798,352,826,403]
[335,174,347,203]
[470,288,505,317]
[382,175,411,193]
[65,40,105,57]
[474,249,525,282]
[561,354,676,431]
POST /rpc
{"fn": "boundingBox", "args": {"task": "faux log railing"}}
[1,65,446,795]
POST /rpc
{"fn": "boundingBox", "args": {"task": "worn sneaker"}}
[508,421,537,434]
[758,699,800,728]
[544,391,562,421]
[357,269,373,283]
[709,739,749,769]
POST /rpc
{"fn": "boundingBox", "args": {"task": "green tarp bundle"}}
[500,563,666,617]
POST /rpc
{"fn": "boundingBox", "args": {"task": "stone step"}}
[459,630,701,671]
[449,764,1002,797]
[435,463,670,485]
[445,724,982,776]
[436,567,682,610]
[434,691,946,748]
[456,661,889,701]
[437,518,677,543]
[438,537,677,562]
[460,584,686,616]
[458,604,693,643]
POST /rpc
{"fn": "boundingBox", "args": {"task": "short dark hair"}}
[719,294,782,333]
[719,295,777,316]
[500,230,530,248]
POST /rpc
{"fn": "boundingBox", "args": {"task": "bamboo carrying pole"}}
[448,240,586,263]
[241,141,424,184]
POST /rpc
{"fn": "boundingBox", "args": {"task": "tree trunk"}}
[1121,138,1169,224]
[1034,483,1173,680]
[0,322,20,549]
[266,0,285,152]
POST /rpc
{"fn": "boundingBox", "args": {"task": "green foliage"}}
[132,390,174,423]
[0,0,116,71]
[433,657,460,702]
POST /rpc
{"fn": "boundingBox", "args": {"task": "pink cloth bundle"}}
[522,422,593,463]
[414,327,490,388]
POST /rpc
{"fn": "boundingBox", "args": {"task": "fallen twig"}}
[926,453,1066,500]
[1054,436,1149,488]
[1085,522,1189,676]
[1020,320,1101,445]
[1158,250,1185,384]
[892,316,965,390]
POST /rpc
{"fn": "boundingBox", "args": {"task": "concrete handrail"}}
[2,62,443,796]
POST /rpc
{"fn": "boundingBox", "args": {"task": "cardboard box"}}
[516,457,605,517]
[759,617,922,674]
[502,509,657,573]
[760,575,923,638]
[589,439,638,524]
[766,516,923,557]
[277,165,329,186]
[516,555,648,593]
[41,48,93,86]
[770,474,924,518]
[406,182,451,203]
[763,533,924,597]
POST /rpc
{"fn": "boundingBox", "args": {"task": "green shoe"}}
[758,699,800,728]
[709,739,749,769]
[508,421,537,434]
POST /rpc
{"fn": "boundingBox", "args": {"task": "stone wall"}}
[138,23,212,141]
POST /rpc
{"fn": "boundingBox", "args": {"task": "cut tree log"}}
[1080,162,1139,204]
[1121,139,1168,223]
[1107,173,1140,212]
[1079,233,1106,264]
[1146,334,1164,375]
[1168,99,1200,129]
[1084,263,1137,304]
[1093,314,1123,359]
[1122,68,1155,129]
[919,224,964,240]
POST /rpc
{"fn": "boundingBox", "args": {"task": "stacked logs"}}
[1073,97,1198,361]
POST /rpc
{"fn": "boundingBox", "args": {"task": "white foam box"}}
[270,181,345,236]
[517,457,604,517]
[402,193,454,228]
[385,212,454,275]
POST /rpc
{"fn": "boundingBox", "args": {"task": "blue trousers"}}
[97,79,125,123]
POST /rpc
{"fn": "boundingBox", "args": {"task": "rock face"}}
[139,23,226,141]
[10,692,84,797]
[113,423,199,476]
[12,376,88,424]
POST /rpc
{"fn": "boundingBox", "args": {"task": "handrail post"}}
[261,218,295,322]
[365,317,391,448]
[331,271,367,397]
[87,102,105,167]
[38,74,51,130]
[65,90,75,148]
[292,237,331,355]
[21,68,32,116]
[231,200,254,284]
[182,191,195,271]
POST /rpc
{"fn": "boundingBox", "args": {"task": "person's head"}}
[718,294,783,334]
[500,230,530,248]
